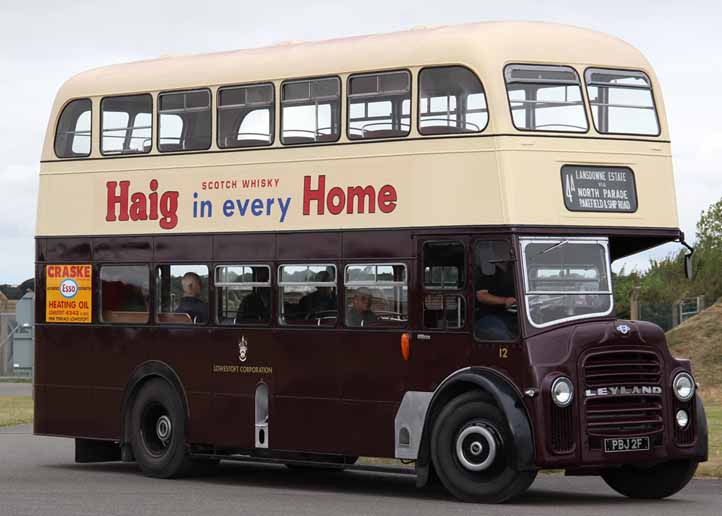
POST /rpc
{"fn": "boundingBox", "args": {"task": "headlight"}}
[551,377,574,407]
[673,372,695,401]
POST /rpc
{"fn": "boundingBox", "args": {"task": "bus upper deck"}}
[38,22,677,242]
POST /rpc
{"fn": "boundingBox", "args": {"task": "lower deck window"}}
[100,265,150,323]
[279,265,337,326]
[344,264,408,327]
[155,265,209,324]
[216,265,271,324]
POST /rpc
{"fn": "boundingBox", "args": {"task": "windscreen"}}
[522,239,613,327]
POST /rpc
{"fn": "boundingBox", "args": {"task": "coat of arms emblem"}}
[239,336,248,362]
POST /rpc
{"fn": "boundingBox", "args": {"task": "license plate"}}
[603,437,650,453]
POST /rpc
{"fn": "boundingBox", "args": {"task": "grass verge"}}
[0,378,32,383]
[698,389,721,478]
[0,397,33,427]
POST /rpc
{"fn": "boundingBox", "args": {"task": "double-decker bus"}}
[35,22,707,503]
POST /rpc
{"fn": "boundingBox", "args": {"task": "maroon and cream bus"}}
[35,22,707,502]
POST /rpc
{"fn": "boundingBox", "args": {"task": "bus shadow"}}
[49,461,688,507]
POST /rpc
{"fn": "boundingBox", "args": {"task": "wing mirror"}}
[679,240,694,280]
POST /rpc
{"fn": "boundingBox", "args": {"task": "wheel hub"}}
[455,424,497,472]
[156,415,172,444]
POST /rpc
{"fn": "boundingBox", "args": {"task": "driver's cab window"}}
[279,264,337,326]
[473,241,518,340]
[155,265,209,324]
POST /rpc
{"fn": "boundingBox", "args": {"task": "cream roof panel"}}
[55,22,653,98]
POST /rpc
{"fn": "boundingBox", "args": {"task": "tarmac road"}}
[0,424,719,516]
[0,382,32,398]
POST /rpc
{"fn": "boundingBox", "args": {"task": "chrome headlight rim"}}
[551,376,574,408]
[672,372,695,402]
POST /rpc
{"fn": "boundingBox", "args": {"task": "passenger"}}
[236,269,270,322]
[474,259,517,340]
[175,272,208,323]
[346,287,379,327]
[298,270,337,316]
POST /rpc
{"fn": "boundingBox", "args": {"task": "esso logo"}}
[59,278,78,299]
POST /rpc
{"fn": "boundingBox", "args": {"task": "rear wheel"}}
[601,459,698,499]
[130,378,192,478]
[431,392,536,503]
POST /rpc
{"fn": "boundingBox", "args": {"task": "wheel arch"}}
[415,367,536,486]
[120,360,190,456]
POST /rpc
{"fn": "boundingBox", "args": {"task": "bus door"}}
[337,261,411,457]
[406,237,472,392]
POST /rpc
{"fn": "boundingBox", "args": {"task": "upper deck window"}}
[348,70,410,139]
[218,83,274,148]
[101,94,153,155]
[505,65,588,133]
[158,89,211,152]
[419,66,488,134]
[281,77,340,144]
[54,99,91,158]
[585,68,660,136]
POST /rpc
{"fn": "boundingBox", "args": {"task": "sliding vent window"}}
[279,265,337,326]
[158,90,211,152]
[505,65,587,132]
[585,68,659,136]
[101,94,153,154]
[419,67,487,134]
[216,265,271,325]
[55,99,91,158]
[348,70,410,139]
[282,77,340,144]
[344,264,408,328]
[218,83,274,148]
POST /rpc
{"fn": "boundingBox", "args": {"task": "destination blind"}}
[561,165,637,213]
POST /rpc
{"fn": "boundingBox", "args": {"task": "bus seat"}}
[157,313,193,324]
[102,310,150,323]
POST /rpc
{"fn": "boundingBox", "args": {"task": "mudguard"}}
[415,367,536,487]
[694,395,709,462]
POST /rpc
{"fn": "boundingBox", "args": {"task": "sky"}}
[1,0,721,284]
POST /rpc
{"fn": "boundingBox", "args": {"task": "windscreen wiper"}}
[540,240,569,255]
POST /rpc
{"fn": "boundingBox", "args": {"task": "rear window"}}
[505,64,587,133]
[54,99,91,158]
[585,68,660,136]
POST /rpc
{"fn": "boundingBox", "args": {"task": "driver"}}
[474,256,517,340]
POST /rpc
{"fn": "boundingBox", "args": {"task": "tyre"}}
[430,391,536,503]
[601,459,698,499]
[129,378,192,478]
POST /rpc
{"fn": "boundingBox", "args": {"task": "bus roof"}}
[56,22,654,99]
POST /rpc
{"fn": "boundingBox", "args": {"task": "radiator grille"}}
[583,349,664,448]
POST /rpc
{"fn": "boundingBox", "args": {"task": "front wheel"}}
[601,459,698,499]
[431,392,536,503]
